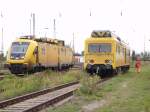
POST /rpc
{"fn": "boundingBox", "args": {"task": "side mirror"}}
[33,50,37,55]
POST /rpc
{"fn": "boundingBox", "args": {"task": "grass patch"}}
[0,70,83,101]
[47,63,150,112]
[2,63,150,112]
[47,103,80,112]
[76,74,102,101]
[94,65,150,112]
[80,75,100,95]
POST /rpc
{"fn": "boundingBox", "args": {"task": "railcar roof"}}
[86,37,129,48]
[16,36,65,46]
[87,30,129,46]
[91,30,112,37]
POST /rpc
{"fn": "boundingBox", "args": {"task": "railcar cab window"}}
[88,43,111,53]
[10,42,30,59]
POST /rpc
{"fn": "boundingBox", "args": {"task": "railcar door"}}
[33,46,39,64]
[125,48,127,64]
[58,47,61,70]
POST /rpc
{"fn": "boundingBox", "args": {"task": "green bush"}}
[80,75,101,95]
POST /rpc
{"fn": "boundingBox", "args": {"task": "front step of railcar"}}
[86,64,114,77]
[10,64,28,74]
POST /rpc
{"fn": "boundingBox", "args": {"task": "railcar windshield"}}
[88,43,111,53]
[10,42,30,59]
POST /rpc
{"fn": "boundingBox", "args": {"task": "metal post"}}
[53,19,56,38]
[29,18,31,35]
[144,36,146,61]
[44,28,48,37]
[32,13,35,37]
[1,28,3,56]
[144,36,145,54]
[73,33,75,53]
[1,12,4,56]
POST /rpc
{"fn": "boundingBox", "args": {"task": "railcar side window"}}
[42,47,46,55]
[88,43,111,53]
[118,46,120,54]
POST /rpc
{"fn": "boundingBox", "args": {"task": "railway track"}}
[98,77,111,84]
[0,71,7,81]
[70,63,83,70]
[0,81,80,112]
[0,75,4,80]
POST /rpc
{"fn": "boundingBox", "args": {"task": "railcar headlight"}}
[109,60,112,64]
[10,56,14,59]
[86,59,94,63]
[89,59,94,63]
[105,60,112,64]
[20,56,25,59]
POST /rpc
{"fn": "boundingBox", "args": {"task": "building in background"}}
[74,53,83,64]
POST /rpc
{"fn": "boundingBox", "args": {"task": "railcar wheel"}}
[113,69,119,75]
[117,67,122,74]
[58,64,62,71]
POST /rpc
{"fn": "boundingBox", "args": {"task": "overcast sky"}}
[0,0,150,54]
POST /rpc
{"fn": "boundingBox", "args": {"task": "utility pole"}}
[53,19,56,38]
[32,13,35,37]
[1,12,4,57]
[30,13,35,38]
[44,27,48,37]
[144,36,145,54]
[73,33,75,53]
[144,36,146,61]
[29,18,31,35]
[1,28,3,56]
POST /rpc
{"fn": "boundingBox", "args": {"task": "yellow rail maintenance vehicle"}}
[84,30,130,76]
[6,36,74,75]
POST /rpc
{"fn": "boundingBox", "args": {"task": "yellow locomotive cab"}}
[84,30,130,76]
[6,36,74,74]
[6,39,38,74]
